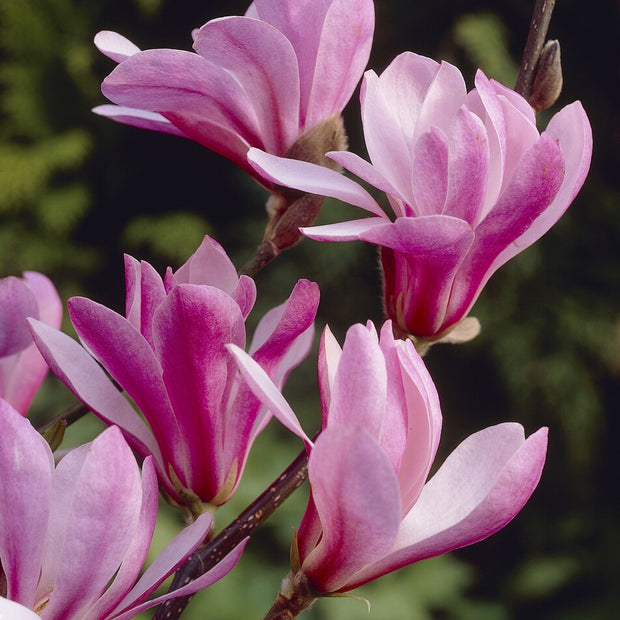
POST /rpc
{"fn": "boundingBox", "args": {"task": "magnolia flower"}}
[93,0,374,186]
[0,272,62,414]
[0,399,245,619]
[230,321,547,609]
[248,52,593,342]
[30,236,319,513]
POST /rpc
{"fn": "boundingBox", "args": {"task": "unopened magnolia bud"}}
[529,40,563,112]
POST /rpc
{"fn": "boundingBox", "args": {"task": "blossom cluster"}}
[0,0,591,618]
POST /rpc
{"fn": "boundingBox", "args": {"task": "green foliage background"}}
[1,0,617,618]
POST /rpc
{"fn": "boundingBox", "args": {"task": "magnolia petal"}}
[453,133,565,318]
[361,53,439,202]
[82,457,159,620]
[394,337,443,509]
[193,16,300,154]
[227,344,311,445]
[94,30,141,62]
[301,217,388,241]
[0,276,39,357]
[346,424,547,589]
[411,127,449,216]
[302,426,401,593]
[327,324,389,441]
[67,297,182,466]
[153,284,246,499]
[317,324,342,427]
[92,105,190,138]
[40,427,144,619]
[174,235,240,292]
[0,400,52,607]
[250,279,319,386]
[327,150,404,216]
[102,49,264,151]
[304,0,374,128]
[362,216,475,336]
[247,148,386,217]
[111,512,214,614]
[112,536,248,620]
[511,101,593,252]
[0,598,41,619]
[443,107,490,226]
[28,319,162,467]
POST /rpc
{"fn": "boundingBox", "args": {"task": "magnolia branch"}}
[515,0,557,98]
[153,447,310,620]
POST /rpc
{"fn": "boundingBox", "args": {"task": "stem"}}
[37,401,90,433]
[515,0,557,98]
[152,447,310,620]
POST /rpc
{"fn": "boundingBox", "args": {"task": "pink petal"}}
[152,284,246,499]
[360,53,439,201]
[102,49,265,156]
[453,132,565,317]
[301,217,388,242]
[511,101,592,252]
[0,276,39,357]
[123,256,166,347]
[28,319,163,469]
[395,337,442,509]
[92,105,190,138]
[303,0,374,128]
[94,31,141,62]
[82,457,159,620]
[0,400,52,606]
[362,216,475,335]
[347,424,547,589]
[443,107,490,225]
[247,148,386,217]
[40,427,144,618]
[113,534,247,620]
[413,60,468,143]
[193,16,300,154]
[411,127,449,216]
[301,426,401,593]
[327,324,389,439]
[111,512,213,613]
[327,150,405,216]
[317,324,342,427]
[67,297,184,469]
[0,598,41,619]
[227,344,311,445]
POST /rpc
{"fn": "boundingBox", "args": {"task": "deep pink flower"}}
[230,320,547,596]
[29,236,319,510]
[0,272,62,414]
[248,52,592,340]
[93,0,374,186]
[0,399,245,619]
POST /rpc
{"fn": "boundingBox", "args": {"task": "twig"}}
[153,447,310,620]
[514,0,557,98]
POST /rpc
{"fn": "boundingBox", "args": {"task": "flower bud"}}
[530,40,563,112]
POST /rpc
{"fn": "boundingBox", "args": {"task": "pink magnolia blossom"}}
[248,52,593,340]
[93,0,374,186]
[0,272,62,414]
[29,236,319,510]
[0,398,245,619]
[230,320,547,596]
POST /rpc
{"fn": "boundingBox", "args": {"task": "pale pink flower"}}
[0,399,245,619]
[0,272,62,414]
[93,0,374,186]
[248,52,593,340]
[230,320,547,595]
[30,236,319,509]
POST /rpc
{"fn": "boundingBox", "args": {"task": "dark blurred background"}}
[1,0,618,618]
